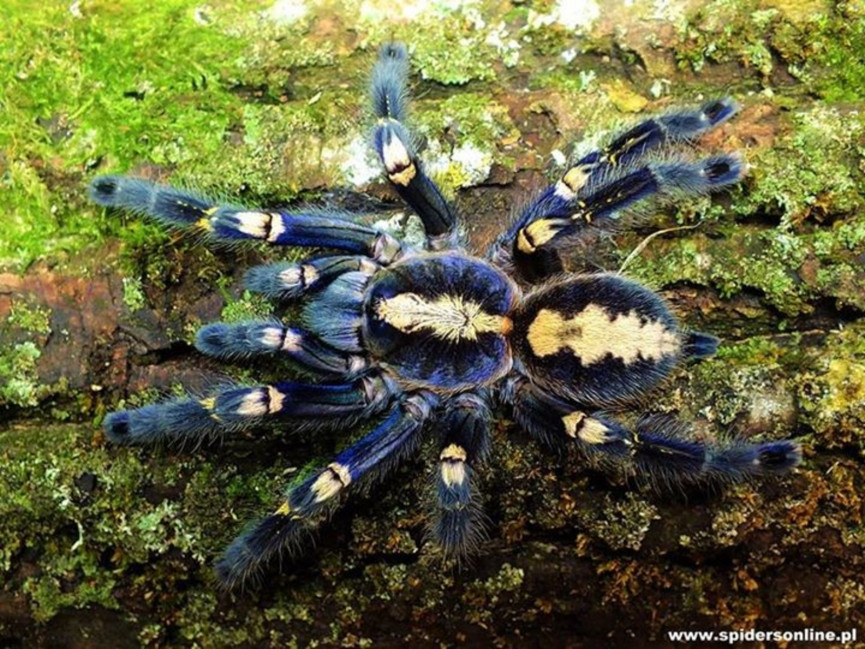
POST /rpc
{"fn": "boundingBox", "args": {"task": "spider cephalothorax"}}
[91,42,801,589]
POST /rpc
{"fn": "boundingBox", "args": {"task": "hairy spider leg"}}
[244,255,379,300]
[490,98,740,280]
[204,256,382,376]
[509,154,744,281]
[102,375,395,445]
[430,393,492,558]
[494,98,738,252]
[509,379,801,487]
[89,176,402,263]
[371,43,456,242]
[195,321,370,378]
[215,391,436,589]
[571,97,738,176]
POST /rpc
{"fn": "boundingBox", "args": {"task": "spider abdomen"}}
[363,253,518,391]
[511,274,684,406]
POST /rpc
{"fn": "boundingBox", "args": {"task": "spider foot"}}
[214,392,435,589]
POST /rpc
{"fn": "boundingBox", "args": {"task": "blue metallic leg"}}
[103,375,395,445]
[371,43,456,242]
[508,378,801,487]
[195,322,369,378]
[563,97,739,185]
[430,393,491,559]
[509,155,745,281]
[215,390,437,589]
[489,98,741,281]
[243,255,379,300]
[89,176,402,262]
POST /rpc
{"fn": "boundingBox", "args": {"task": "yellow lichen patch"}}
[603,79,649,113]
[376,292,510,342]
[526,304,680,364]
[825,358,865,412]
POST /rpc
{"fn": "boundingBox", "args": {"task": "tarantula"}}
[91,43,801,589]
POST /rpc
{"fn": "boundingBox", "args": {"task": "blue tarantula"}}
[91,43,801,589]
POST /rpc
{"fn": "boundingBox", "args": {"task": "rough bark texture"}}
[1,1,864,647]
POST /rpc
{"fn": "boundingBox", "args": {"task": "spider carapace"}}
[90,42,801,589]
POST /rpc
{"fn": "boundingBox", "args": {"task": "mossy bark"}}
[2,1,864,647]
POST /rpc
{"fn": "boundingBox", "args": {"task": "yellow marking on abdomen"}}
[526,304,680,364]
[376,293,511,343]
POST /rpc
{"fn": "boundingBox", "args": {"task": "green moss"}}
[796,323,865,447]
[674,0,864,102]
[529,65,602,95]
[6,300,52,336]
[398,92,518,194]
[0,425,176,617]
[0,0,373,272]
[0,422,311,633]
[627,223,865,317]
[625,102,864,316]
[0,2,253,270]
[121,275,147,311]
[462,563,526,625]
[409,24,496,85]
[578,494,660,551]
[714,336,786,365]
[417,93,517,151]
[0,295,54,407]
[804,6,865,101]
[737,106,865,227]
[0,341,42,407]
[219,289,273,323]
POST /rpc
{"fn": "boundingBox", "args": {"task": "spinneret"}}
[92,43,802,589]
